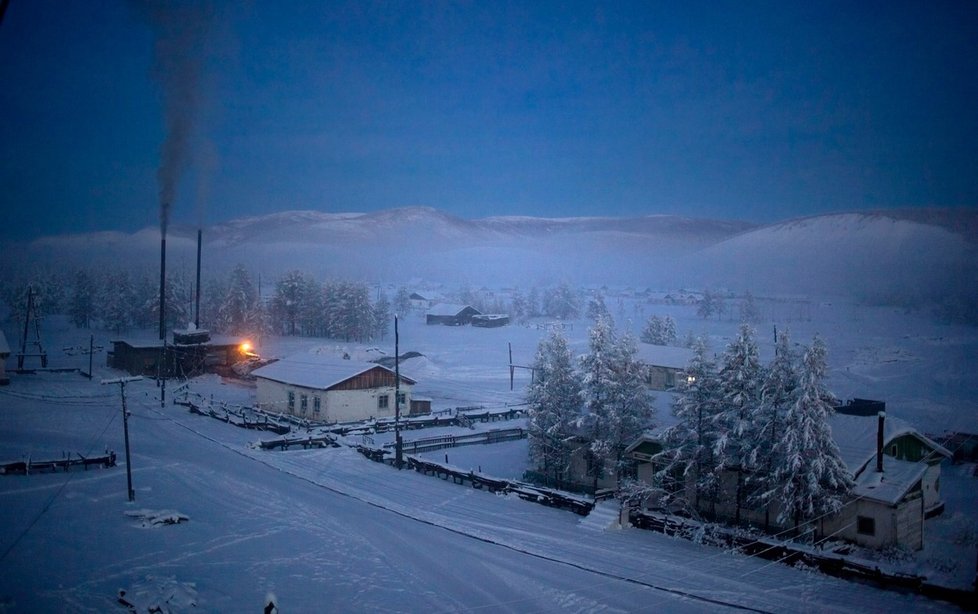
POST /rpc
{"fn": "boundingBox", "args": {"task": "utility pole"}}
[394,315,403,469]
[101,376,142,502]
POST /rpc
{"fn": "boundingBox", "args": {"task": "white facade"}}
[251,353,414,423]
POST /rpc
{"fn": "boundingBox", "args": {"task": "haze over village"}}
[1,2,977,612]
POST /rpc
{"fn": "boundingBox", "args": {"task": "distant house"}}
[425,304,481,326]
[635,344,695,390]
[409,292,438,310]
[471,314,510,328]
[251,353,416,423]
[0,331,10,385]
[626,401,951,550]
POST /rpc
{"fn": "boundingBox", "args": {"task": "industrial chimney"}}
[876,411,886,473]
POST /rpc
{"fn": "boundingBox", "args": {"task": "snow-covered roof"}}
[0,331,10,356]
[852,457,928,506]
[251,353,415,390]
[427,303,478,316]
[635,344,695,370]
[829,413,951,476]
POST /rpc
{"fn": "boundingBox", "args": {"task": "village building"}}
[107,328,248,378]
[251,353,417,423]
[635,344,695,390]
[0,330,10,385]
[425,304,481,326]
[619,400,951,551]
[409,292,438,310]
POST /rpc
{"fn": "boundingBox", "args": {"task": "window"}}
[313,396,321,415]
[856,515,875,536]
[287,391,295,412]
[396,392,406,406]
[378,394,389,409]
[300,395,308,415]
[889,444,898,457]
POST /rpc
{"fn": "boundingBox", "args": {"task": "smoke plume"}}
[134,1,214,235]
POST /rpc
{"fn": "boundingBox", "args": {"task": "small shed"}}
[635,344,695,390]
[409,292,438,310]
[471,314,510,328]
[425,304,481,326]
[252,353,417,422]
[0,331,10,385]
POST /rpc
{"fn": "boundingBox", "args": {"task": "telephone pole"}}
[102,376,142,502]
[394,315,403,469]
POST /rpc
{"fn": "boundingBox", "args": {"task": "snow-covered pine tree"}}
[101,270,134,334]
[663,315,678,345]
[745,330,800,527]
[393,287,412,315]
[543,282,580,320]
[271,270,306,335]
[641,315,664,344]
[70,269,96,328]
[654,337,721,511]
[219,264,259,336]
[526,328,581,488]
[585,292,610,322]
[712,323,764,523]
[299,276,325,337]
[510,288,528,323]
[767,335,853,534]
[579,316,655,490]
[372,292,391,340]
[739,290,762,324]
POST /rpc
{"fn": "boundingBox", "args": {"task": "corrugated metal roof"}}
[251,352,415,390]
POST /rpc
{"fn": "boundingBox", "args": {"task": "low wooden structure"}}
[107,329,247,378]
[425,304,481,326]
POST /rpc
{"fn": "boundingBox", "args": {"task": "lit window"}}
[378,395,389,409]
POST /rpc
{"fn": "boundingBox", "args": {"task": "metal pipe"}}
[195,229,202,329]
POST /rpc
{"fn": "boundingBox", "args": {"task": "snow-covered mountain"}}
[14,206,977,311]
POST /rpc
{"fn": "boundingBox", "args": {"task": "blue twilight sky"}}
[1,1,976,241]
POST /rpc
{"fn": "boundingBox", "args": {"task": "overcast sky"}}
[1,1,976,241]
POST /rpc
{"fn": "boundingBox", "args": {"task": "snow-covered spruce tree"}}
[641,315,665,344]
[543,282,580,320]
[654,337,721,512]
[510,288,529,323]
[372,292,391,340]
[70,269,97,329]
[712,323,764,524]
[766,335,853,534]
[271,270,306,335]
[100,270,134,334]
[526,328,581,487]
[739,290,762,324]
[219,264,260,336]
[745,330,800,528]
[585,292,610,323]
[393,286,412,315]
[298,276,325,337]
[579,316,655,491]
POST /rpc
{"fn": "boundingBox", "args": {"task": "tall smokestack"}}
[159,231,167,340]
[195,228,202,329]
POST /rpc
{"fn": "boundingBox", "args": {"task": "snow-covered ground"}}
[0,297,975,611]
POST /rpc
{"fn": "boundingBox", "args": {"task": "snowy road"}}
[0,375,959,612]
